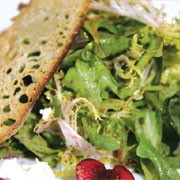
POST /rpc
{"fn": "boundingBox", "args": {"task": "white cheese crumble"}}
[40,107,52,120]
[0,158,56,180]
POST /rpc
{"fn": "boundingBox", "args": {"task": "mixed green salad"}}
[1,1,180,179]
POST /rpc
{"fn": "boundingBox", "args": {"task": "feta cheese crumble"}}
[0,158,56,180]
[40,107,52,120]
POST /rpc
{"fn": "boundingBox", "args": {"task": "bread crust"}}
[0,0,89,143]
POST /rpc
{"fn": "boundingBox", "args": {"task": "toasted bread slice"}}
[0,0,89,143]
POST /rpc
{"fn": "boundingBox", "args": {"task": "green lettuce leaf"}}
[63,59,120,108]
[168,97,180,135]
[82,118,121,150]
[14,114,63,167]
[137,137,180,180]
[135,107,169,155]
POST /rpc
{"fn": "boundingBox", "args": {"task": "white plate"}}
[0,1,180,180]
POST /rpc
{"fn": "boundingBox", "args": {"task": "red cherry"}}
[76,159,105,180]
[76,159,135,180]
[113,165,134,180]
[96,169,120,180]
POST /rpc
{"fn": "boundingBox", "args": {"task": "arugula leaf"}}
[82,119,121,150]
[63,59,120,108]
[84,18,119,40]
[144,92,163,110]
[137,137,180,180]
[141,159,159,180]
[94,37,130,58]
[0,138,29,158]
[14,114,62,167]
[62,59,102,107]
[168,154,180,169]
[168,97,180,135]
[137,35,163,71]
[135,107,169,155]
[84,18,130,58]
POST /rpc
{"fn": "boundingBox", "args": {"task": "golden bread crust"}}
[0,0,89,143]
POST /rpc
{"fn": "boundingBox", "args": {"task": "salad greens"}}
[1,8,180,180]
